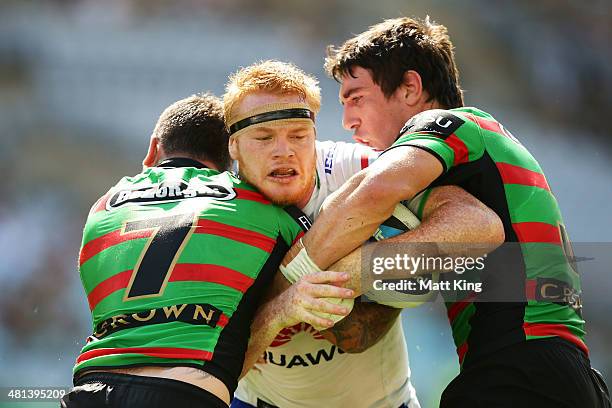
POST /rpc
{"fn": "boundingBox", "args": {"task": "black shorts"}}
[440,338,611,408]
[61,372,227,408]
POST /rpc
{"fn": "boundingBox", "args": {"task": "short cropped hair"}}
[223,60,321,125]
[152,93,231,171]
[325,17,464,109]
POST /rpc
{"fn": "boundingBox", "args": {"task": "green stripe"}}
[81,239,146,290]
[179,235,272,279]
[82,320,221,352]
[485,136,540,171]
[393,134,455,170]
[451,119,485,163]
[416,189,432,219]
[447,303,475,348]
[454,107,493,119]
[82,220,279,290]
[92,281,243,320]
[83,199,280,244]
[278,209,307,247]
[503,185,562,224]
[524,301,584,328]
[524,305,585,343]
[75,321,222,374]
[520,243,580,286]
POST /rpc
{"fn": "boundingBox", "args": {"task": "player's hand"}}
[271,271,356,331]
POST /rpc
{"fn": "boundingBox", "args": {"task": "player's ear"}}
[401,70,423,107]
[228,135,240,160]
[142,136,159,169]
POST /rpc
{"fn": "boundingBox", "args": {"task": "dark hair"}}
[325,17,464,109]
[152,93,231,171]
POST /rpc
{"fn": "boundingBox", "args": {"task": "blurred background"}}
[0,0,611,407]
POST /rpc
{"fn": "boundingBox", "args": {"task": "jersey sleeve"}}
[277,206,313,247]
[403,188,433,220]
[382,109,485,173]
[317,140,379,191]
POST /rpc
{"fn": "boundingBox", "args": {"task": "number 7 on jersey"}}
[122,213,197,301]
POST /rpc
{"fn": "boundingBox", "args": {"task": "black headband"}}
[229,108,315,135]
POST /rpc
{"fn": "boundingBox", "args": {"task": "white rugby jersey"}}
[234,140,421,408]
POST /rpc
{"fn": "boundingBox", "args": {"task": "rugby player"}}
[223,60,504,408]
[284,17,611,407]
[62,94,354,408]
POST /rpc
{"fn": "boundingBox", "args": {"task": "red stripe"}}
[87,270,132,310]
[291,231,305,247]
[523,322,588,355]
[447,292,478,323]
[77,346,213,364]
[79,229,152,266]
[360,152,370,169]
[235,188,270,204]
[445,134,469,166]
[90,192,110,214]
[170,264,254,293]
[467,115,504,134]
[457,342,468,364]
[497,162,550,191]
[81,217,278,267]
[196,219,276,253]
[88,264,254,310]
[217,314,229,327]
[525,279,537,299]
[512,222,561,245]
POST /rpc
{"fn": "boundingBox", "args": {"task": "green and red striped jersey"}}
[74,158,310,392]
[386,108,585,367]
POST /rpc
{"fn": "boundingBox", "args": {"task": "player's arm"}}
[240,271,355,378]
[302,146,442,270]
[331,182,504,292]
[317,184,504,350]
[319,302,400,353]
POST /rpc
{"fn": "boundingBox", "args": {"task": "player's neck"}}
[296,179,316,209]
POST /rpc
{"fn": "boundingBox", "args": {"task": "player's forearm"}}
[240,301,282,379]
[320,301,401,353]
[302,148,443,270]
[325,186,504,292]
[241,271,355,377]
[240,273,292,378]
[361,186,504,286]
[385,185,504,251]
[302,170,397,269]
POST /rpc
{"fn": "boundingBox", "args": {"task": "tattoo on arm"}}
[320,301,401,353]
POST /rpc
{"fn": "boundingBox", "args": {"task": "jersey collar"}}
[157,157,207,169]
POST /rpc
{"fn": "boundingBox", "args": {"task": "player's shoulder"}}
[398,107,500,140]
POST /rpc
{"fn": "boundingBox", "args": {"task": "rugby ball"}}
[365,202,439,308]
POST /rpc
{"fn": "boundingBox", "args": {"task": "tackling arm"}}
[240,271,355,377]
[301,147,443,270]
[331,182,505,293]
[318,184,504,351]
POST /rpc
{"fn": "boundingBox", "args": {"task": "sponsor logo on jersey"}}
[270,323,324,347]
[283,207,313,232]
[534,277,582,313]
[324,143,338,174]
[264,323,343,368]
[298,215,312,230]
[264,345,345,368]
[398,110,464,140]
[107,180,236,209]
[90,303,224,339]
